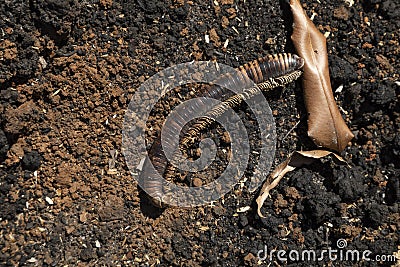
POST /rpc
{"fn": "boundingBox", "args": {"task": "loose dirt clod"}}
[256,150,346,218]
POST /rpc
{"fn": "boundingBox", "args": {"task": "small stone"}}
[209,28,221,46]
[192,177,202,187]
[45,197,54,205]
[99,0,112,8]
[80,211,88,223]
[65,226,75,235]
[80,246,96,261]
[220,0,233,4]
[22,151,42,171]
[370,81,396,106]
[0,129,9,160]
[333,6,350,20]
[44,253,53,265]
[284,187,301,200]
[38,56,47,69]
[97,196,124,221]
[376,54,394,72]
[239,214,248,227]
[226,7,236,17]
[274,194,288,208]
[221,16,229,28]
[244,253,256,265]
[6,140,25,166]
[329,55,357,86]
[236,206,250,213]
[221,132,230,144]
[381,0,400,19]
[27,257,37,263]
[213,205,226,216]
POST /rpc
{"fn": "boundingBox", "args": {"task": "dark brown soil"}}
[0,0,399,266]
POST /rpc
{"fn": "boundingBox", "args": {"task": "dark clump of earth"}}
[0,0,398,266]
[21,151,42,171]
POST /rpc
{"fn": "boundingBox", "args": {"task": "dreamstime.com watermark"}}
[257,239,398,263]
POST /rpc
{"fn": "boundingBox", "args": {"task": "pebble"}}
[192,177,202,187]
[45,197,54,205]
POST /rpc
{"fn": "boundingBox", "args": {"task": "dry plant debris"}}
[256,150,346,218]
[290,0,354,152]
[256,0,355,217]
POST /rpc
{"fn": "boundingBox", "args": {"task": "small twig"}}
[282,119,301,141]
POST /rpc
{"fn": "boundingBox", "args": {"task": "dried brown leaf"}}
[290,0,354,152]
[256,150,346,218]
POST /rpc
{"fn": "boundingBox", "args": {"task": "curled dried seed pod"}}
[141,53,304,207]
[290,0,354,152]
